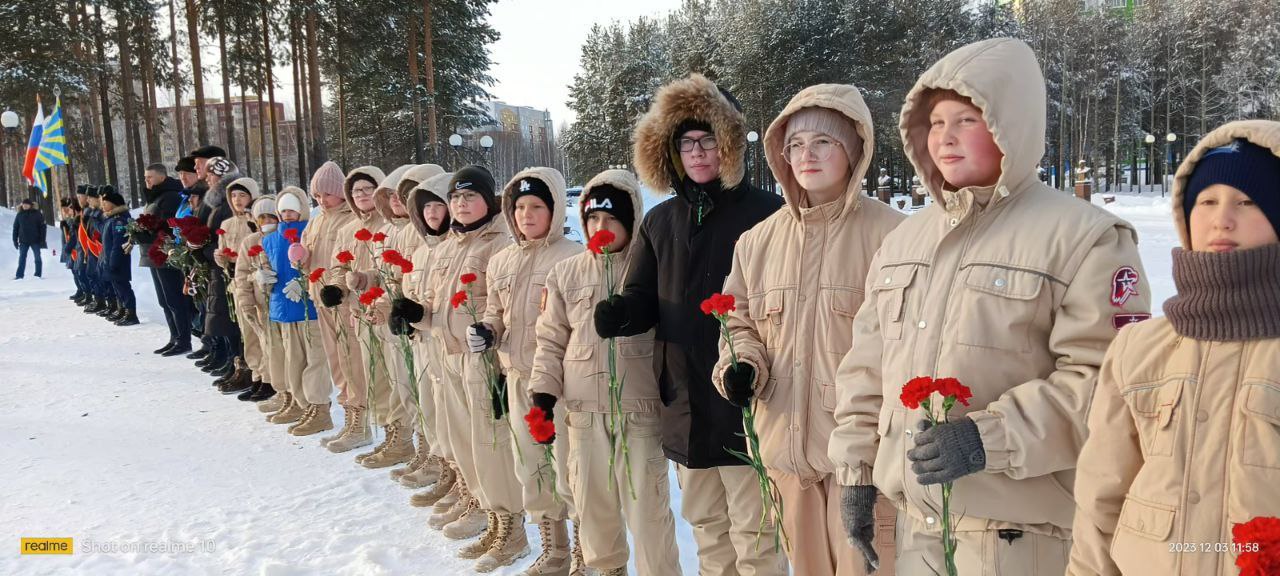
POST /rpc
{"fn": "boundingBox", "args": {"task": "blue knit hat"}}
[1184,138,1280,236]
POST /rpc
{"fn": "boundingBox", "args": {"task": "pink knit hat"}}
[309,161,346,198]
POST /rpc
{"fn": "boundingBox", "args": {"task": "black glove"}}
[840,485,881,573]
[530,392,558,444]
[390,297,424,326]
[319,285,343,308]
[723,363,756,408]
[490,372,509,420]
[389,315,415,337]
[593,294,628,338]
[907,417,986,485]
[467,323,496,353]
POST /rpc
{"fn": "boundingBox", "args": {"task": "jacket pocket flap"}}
[872,264,917,292]
[618,339,654,358]
[566,285,595,303]
[826,287,864,317]
[1244,382,1280,426]
[565,344,594,361]
[1118,496,1175,541]
[963,266,1044,300]
[1125,380,1184,425]
[747,291,784,321]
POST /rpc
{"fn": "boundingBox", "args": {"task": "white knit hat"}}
[251,195,278,219]
[277,192,303,214]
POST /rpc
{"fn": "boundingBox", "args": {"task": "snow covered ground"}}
[0,191,1177,575]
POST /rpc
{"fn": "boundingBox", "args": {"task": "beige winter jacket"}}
[402,171,453,342]
[1067,120,1280,576]
[413,184,513,355]
[300,185,356,303]
[384,164,445,278]
[482,167,581,379]
[712,84,905,483]
[234,228,271,325]
[826,38,1151,537]
[215,176,261,289]
[529,170,662,413]
[324,166,387,303]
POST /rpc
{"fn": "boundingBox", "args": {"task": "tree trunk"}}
[337,68,346,167]
[290,7,307,185]
[263,1,283,190]
[140,15,163,162]
[423,0,438,160]
[218,9,237,163]
[69,0,105,183]
[169,0,186,154]
[186,0,208,145]
[114,1,142,202]
[241,84,253,177]
[93,3,119,187]
[305,7,328,168]
[257,90,268,185]
[407,14,423,163]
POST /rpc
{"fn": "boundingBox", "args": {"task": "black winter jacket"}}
[12,206,45,248]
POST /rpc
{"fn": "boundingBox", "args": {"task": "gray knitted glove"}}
[907,417,986,485]
[840,485,881,573]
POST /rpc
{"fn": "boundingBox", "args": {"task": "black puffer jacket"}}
[614,74,784,468]
[139,176,184,267]
[12,206,46,248]
[201,172,239,339]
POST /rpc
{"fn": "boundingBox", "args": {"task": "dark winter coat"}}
[82,207,105,276]
[201,173,239,338]
[139,176,184,268]
[97,205,133,281]
[12,206,45,248]
[615,73,784,468]
[60,216,77,266]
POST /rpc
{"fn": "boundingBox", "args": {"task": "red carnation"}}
[136,214,164,232]
[460,272,478,285]
[587,229,617,255]
[372,232,388,243]
[215,228,226,236]
[934,377,973,407]
[247,245,264,257]
[450,290,468,309]
[398,260,414,274]
[699,293,736,318]
[899,376,937,410]
[525,406,556,444]
[184,226,211,246]
[358,285,386,307]
[283,228,300,244]
[335,250,355,265]
[381,249,405,265]
[354,228,373,242]
[220,248,238,260]
[308,267,326,283]
[1235,516,1280,576]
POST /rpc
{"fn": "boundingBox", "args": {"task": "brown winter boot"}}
[362,423,414,469]
[569,522,591,576]
[327,406,373,453]
[400,454,443,489]
[320,406,354,448]
[268,396,306,424]
[390,431,428,481]
[289,403,334,436]
[444,498,490,540]
[458,511,499,559]
[520,518,570,576]
[258,390,287,413]
[429,474,471,529]
[413,463,457,508]
[476,512,531,572]
[597,568,625,576]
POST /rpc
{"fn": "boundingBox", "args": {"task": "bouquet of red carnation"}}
[125,214,166,246]
[524,406,560,501]
[900,376,973,576]
[453,273,510,429]
[1235,516,1280,576]
[703,292,788,552]
[587,229,635,497]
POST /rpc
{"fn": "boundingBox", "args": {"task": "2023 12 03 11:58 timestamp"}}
[1169,542,1261,553]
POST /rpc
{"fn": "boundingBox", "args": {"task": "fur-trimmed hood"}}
[1170,120,1280,249]
[343,165,386,221]
[380,164,444,223]
[632,73,747,197]
[409,172,454,242]
[581,169,645,255]
[226,177,261,216]
[501,167,567,246]
[764,83,875,222]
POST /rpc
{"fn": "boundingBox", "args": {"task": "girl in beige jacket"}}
[214,176,263,396]
[1068,120,1280,576]
[529,170,682,576]
[713,84,904,576]
[235,194,284,405]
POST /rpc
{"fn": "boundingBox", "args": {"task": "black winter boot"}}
[237,380,263,401]
[114,309,139,326]
[206,353,234,376]
[247,382,276,402]
[187,342,211,360]
[97,300,118,318]
[84,296,104,314]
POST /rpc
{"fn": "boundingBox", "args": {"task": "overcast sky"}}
[154,0,684,130]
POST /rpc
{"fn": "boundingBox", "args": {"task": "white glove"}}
[283,280,305,302]
[345,270,369,292]
[254,268,278,289]
[466,324,490,353]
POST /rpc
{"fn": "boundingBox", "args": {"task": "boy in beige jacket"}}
[827,38,1150,575]
[530,170,682,576]
[1068,120,1280,576]
[713,84,904,576]
[235,194,283,404]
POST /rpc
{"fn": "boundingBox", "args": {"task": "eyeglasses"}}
[677,135,719,153]
[783,137,842,164]
[449,191,483,203]
[351,185,377,197]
